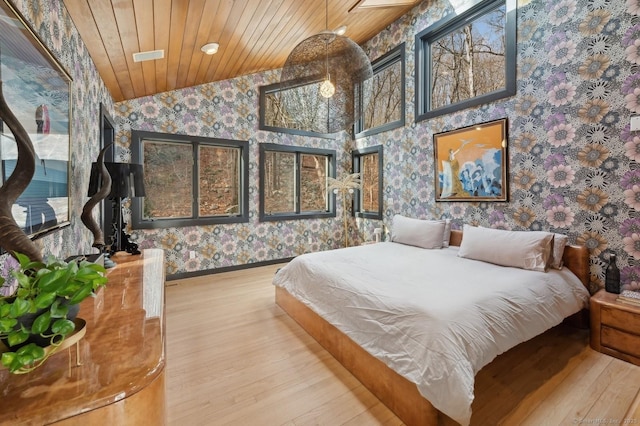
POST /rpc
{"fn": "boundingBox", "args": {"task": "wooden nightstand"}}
[590,289,640,366]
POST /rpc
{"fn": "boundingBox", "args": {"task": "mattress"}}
[272,242,590,425]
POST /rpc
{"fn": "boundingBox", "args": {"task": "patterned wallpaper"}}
[3,0,637,292]
[114,72,354,276]
[0,0,114,274]
[114,0,638,290]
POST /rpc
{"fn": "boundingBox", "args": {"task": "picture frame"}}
[433,118,508,202]
[0,0,72,238]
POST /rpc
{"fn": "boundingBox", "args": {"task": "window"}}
[352,145,383,219]
[130,130,249,229]
[354,44,405,138]
[415,0,516,121]
[259,143,336,221]
[259,82,337,139]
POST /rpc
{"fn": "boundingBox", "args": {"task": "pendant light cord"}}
[325,0,328,30]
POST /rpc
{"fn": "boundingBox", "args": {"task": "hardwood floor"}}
[165,264,640,425]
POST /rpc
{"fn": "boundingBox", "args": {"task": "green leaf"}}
[34,292,57,309]
[69,286,93,305]
[26,344,45,360]
[51,318,75,336]
[14,253,45,272]
[36,269,68,292]
[0,318,18,333]
[1,351,16,368]
[0,318,17,332]
[7,329,29,347]
[0,303,11,317]
[31,311,52,335]
[14,272,32,289]
[14,252,31,268]
[10,343,46,372]
[50,300,69,318]
[9,298,30,318]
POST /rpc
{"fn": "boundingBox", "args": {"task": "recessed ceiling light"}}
[132,49,164,62]
[201,42,220,55]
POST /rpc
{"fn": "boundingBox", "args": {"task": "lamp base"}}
[109,227,141,256]
[103,253,117,268]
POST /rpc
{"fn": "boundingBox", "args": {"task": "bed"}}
[273,226,591,425]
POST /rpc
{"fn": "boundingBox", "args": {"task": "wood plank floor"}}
[165,264,640,426]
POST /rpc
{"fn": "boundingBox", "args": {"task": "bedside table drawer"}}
[601,305,640,335]
[601,326,640,359]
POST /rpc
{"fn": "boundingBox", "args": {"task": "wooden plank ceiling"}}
[61,0,420,102]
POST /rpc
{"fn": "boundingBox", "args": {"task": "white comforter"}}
[272,242,590,425]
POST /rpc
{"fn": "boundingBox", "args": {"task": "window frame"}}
[259,143,336,222]
[352,145,383,220]
[414,0,516,122]
[354,43,405,139]
[130,130,249,229]
[258,82,337,139]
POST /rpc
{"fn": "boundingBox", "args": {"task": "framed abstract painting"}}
[433,118,508,202]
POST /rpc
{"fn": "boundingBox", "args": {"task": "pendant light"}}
[279,0,372,134]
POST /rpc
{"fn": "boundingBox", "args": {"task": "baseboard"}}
[166,257,293,281]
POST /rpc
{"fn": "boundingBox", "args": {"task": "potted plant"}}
[0,252,107,373]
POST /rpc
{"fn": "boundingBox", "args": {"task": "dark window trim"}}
[352,145,383,220]
[258,82,337,139]
[414,0,516,122]
[354,43,406,139]
[131,130,249,229]
[259,143,336,222]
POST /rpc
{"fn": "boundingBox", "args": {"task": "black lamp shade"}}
[129,163,146,197]
[88,162,146,198]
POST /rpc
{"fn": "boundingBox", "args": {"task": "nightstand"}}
[590,289,640,366]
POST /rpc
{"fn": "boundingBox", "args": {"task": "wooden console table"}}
[0,249,166,425]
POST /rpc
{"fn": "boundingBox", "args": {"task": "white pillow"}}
[442,219,452,248]
[458,225,554,272]
[391,215,446,249]
[550,233,568,270]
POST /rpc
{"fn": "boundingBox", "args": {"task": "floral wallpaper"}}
[114,71,354,276]
[2,0,637,294]
[113,0,639,290]
[357,0,634,293]
[0,0,623,292]
[0,0,114,272]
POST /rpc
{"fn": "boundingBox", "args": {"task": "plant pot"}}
[2,299,79,350]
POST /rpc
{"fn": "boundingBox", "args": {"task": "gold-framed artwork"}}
[433,118,508,202]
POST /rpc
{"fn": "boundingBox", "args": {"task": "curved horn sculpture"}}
[81,143,113,249]
[0,81,42,262]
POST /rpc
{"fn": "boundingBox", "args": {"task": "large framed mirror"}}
[0,0,72,238]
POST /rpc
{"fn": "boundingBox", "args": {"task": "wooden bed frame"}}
[275,229,591,425]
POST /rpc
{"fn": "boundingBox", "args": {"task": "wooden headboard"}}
[449,229,591,290]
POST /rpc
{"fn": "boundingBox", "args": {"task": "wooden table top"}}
[0,249,165,425]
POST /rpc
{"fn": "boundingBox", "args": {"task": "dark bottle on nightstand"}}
[605,253,620,294]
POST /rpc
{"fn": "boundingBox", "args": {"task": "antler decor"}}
[81,144,113,250]
[0,80,42,262]
[327,173,361,247]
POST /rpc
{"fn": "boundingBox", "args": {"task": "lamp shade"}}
[89,162,145,198]
[279,32,372,134]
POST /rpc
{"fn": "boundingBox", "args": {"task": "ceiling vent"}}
[132,49,164,63]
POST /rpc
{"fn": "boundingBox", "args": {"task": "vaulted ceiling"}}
[61,0,420,102]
